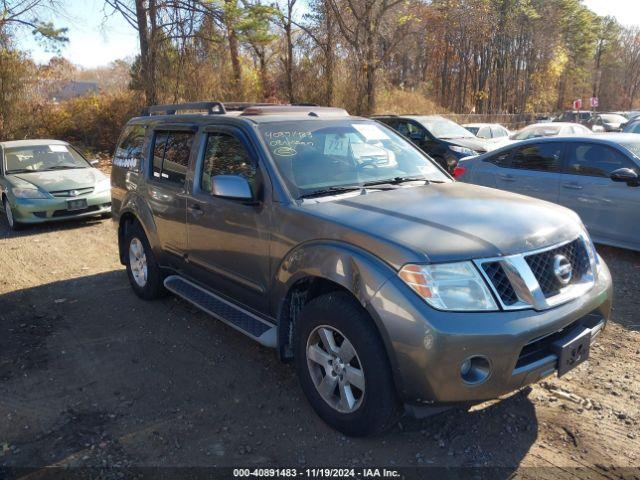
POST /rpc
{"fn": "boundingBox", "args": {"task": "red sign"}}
[590,97,599,108]
[573,98,582,110]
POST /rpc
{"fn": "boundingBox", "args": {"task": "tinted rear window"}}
[510,143,562,172]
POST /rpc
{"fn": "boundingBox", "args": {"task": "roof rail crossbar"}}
[141,101,226,116]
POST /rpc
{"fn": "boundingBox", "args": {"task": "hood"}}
[11,168,105,192]
[302,182,583,266]
[442,137,491,153]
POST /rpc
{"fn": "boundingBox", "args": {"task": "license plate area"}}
[551,327,591,377]
[67,199,88,211]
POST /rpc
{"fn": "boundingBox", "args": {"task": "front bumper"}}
[8,191,112,224]
[369,259,612,405]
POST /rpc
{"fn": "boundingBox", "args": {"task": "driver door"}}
[558,142,640,246]
[185,127,272,313]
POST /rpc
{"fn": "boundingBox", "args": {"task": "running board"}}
[164,275,277,348]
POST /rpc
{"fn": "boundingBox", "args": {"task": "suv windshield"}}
[412,116,475,139]
[4,144,89,174]
[258,120,449,198]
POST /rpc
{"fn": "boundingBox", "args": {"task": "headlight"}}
[94,178,111,193]
[449,145,477,156]
[12,187,48,199]
[399,261,498,311]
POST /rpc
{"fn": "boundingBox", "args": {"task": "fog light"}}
[460,356,491,385]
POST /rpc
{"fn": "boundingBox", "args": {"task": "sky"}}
[14,0,640,69]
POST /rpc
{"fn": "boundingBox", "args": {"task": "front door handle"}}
[498,174,515,181]
[562,182,583,190]
[188,203,204,216]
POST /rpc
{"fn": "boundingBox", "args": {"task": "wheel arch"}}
[117,197,159,265]
[273,242,398,374]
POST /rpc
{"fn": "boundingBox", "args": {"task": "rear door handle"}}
[562,182,583,190]
[498,174,515,181]
[188,203,204,216]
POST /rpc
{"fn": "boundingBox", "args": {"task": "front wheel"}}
[123,221,166,300]
[295,292,400,436]
[3,197,21,231]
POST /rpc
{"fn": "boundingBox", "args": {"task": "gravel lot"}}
[0,216,638,478]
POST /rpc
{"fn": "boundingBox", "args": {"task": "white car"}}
[511,122,591,140]
[462,123,510,139]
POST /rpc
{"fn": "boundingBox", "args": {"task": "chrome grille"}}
[49,187,94,197]
[524,239,590,297]
[482,262,518,306]
[476,235,596,311]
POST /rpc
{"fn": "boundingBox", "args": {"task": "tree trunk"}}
[224,0,242,98]
[134,0,156,105]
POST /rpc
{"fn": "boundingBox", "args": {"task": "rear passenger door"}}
[186,127,271,313]
[494,142,562,204]
[558,142,640,245]
[147,127,195,260]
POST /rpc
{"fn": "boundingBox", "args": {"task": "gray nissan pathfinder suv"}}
[111,102,612,436]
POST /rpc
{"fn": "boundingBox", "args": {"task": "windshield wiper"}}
[299,186,363,199]
[362,176,429,187]
[45,165,83,170]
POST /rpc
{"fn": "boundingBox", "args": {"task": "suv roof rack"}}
[240,105,348,117]
[140,101,327,117]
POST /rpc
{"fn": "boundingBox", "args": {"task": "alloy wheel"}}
[306,325,366,414]
[129,237,148,287]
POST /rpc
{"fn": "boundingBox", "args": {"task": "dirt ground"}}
[0,215,639,478]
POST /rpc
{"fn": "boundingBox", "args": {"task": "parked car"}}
[455,134,639,251]
[462,123,510,139]
[555,110,592,125]
[0,139,111,230]
[373,115,492,172]
[509,122,592,141]
[622,117,640,134]
[112,102,611,436]
[587,113,628,132]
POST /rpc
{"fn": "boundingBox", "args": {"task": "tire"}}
[295,292,400,436]
[123,220,166,300]
[3,197,22,231]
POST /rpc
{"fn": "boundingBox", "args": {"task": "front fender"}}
[272,241,405,384]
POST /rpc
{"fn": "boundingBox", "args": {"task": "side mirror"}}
[610,168,639,186]
[90,159,100,167]
[211,175,253,199]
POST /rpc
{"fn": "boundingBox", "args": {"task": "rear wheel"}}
[3,197,21,231]
[124,221,166,300]
[295,292,400,436]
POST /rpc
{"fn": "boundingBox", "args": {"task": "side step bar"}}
[164,275,277,348]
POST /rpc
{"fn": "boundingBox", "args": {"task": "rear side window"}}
[565,143,637,177]
[151,130,194,186]
[114,124,146,171]
[485,150,512,167]
[201,133,256,194]
[510,143,562,172]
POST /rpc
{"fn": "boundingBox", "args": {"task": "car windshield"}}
[600,114,627,124]
[258,120,449,198]
[512,125,561,140]
[412,117,475,139]
[4,144,89,174]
